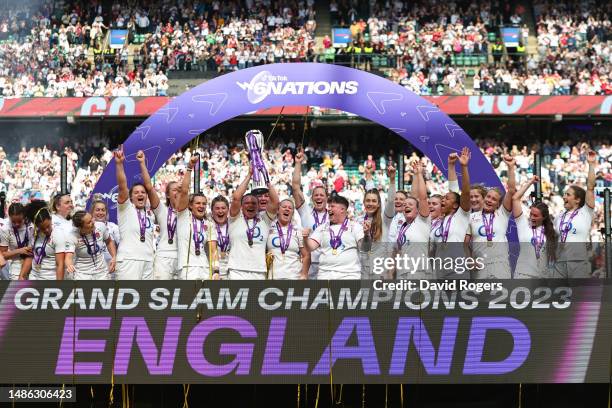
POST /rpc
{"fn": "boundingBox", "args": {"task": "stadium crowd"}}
[0,0,609,97]
[0,135,609,242]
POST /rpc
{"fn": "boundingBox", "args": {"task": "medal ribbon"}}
[441,213,454,243]
[216,222,229,252]
[81,232,100,266]
[312,209,327,229]
[192,217,207,254]
[13,224,29,248]
[531,226,545,259]
[245,216,259,244]
[559,209,579,243]
[482,210,495,241]
[33,235,50,265]
[329,218,349,250]
[396,218,414,249]
[276,222,293,254]
[167,207,177,243]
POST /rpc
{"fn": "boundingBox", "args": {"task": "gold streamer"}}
[296,384,301,408]
[90,386,94,401]
[336,384,343,405]
[362,384,366,408]
[265,106,285,146]
[327,279,334,402]
[314,384,320,408]
[182,384,191,408]
[518,383,522,408]
[385,384,388,408]
[400,384,404,408]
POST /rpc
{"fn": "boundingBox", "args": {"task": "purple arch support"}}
[91,63,504,225]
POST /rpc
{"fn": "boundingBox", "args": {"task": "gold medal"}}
[487,240,493,247]
[332,249,338,255]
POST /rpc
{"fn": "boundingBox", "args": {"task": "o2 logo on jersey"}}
[560,222,576,235]
[145,218,153,230]
[478,225,496,238]
[434,225,443,238]
[251,227,264,242]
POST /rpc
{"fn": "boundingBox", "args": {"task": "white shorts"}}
[153,256,179,280]
[228,269,266,280]
[29,268,57,280]
[552,260,592,278]
[74,269,110,280]
[471,259,511,279]
[177,266,216,280]
[317,269,360,280]
[9,261,23,280]
[116,259,153,280]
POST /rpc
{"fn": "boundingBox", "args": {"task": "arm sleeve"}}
[448,179,460,193]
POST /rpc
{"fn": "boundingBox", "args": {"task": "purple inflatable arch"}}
[91,63,505,225]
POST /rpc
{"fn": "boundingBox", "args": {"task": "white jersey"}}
[116,201,156,261]
[387,212,406,242]
[393,215,431,276]
[468,206,510,261]
[176,209,217,270]
[31,228,68,279]
[430,218,444,243]
[52,214,72,232]
[310,218,364,278]
[0,218,8,279]
[0,222,35,251]
[515,208,549,277]
[554,205,593,261]
[297,202,328,264]
[266,222,304,280]
[100,221,120,264]
[65,222,109,276]
[227,212,273,273]
[153,202,178,259]
[433,207,471,261]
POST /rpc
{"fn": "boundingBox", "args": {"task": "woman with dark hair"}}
[136,150,180,280]
[114,149,156,280]
[50,193,74,230]
[0,203,34,280]
[90,199,121,270]
[65,210,116,280]
[22,200,67,280]
[266,198,309,280]
[211,195,231,279]
[512,176,557,278]
[553,150,597,278]
[304,194,365,280]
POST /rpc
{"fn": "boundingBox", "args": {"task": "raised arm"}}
[266,182,280,219]
[230,168,252,218]
[513,176,538,218]
[114,149,128,204]
[502,155,516,212]
[447,152,460,193]
[137,150,160,210]
[458,147,471,212]
[384,164,397,219]
[586,150,597,209]
[412,160,429,217]
[176,154,198,212]
[291,148,306,209]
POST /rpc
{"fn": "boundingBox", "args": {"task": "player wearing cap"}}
[114,149,156,280]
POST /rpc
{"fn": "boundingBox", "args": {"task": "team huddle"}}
[0,140,600,280]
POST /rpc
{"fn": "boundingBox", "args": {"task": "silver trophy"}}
[245,129,269,195]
